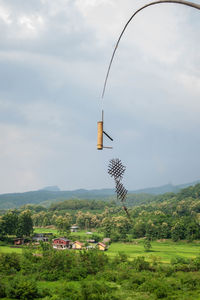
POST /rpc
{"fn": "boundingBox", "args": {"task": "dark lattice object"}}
[108,158,130,218]
[115,181,127,202]
[108,158,126,181]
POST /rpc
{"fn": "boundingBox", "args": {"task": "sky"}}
[0,0,199,194]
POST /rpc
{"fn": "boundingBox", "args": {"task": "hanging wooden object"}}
[97,110,113,150]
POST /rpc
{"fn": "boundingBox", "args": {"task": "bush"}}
[91,234,101,243]
[56,282,81,300]
[139,278,169,298]
[171,256,191,272]
[0,252,21,274]
[6,276,39,300]
[113,252,128,264]
[132,257,150,271]
[0,280,6,298]
[171,256,190,265]
[191,255,200,270]
[81,279,118,300]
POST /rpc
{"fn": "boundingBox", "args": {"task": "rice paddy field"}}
[33,227,200,263]
[1,234,200,263]
[107,240,200,263]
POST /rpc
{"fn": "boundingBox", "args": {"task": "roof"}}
[53,238,70,242]
[98,242,106,248]
[71,225,79,228]
[74,241,84,246]
[34,233,45,237]
[103,238,111,243]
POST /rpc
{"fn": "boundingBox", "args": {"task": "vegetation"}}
[1,247,200,299]
[1,183,200,298]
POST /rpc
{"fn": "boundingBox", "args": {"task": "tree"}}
[16,210,33,237]
[171,220,185,242]
[144,239,152,252]
[2,211,18,235]
[55,214,71,235]
[101,217,113,237]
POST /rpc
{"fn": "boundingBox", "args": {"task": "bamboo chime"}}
[97,110,113,150]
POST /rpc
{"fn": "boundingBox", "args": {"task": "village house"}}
[97,242,107,251]
[32,233,49,242]
[72,241,84,250]
[14,238,24,245]
[70,225,79,232]
[86,239,96,243]
[52,238,70,250]
[103,238,111,244]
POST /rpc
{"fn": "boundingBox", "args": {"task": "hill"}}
[0,189,115,209]
[131,180,200,195]
[0,180,199,209]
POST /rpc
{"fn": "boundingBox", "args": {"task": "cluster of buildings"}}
[14,230,109,251]
[52,237,107,251]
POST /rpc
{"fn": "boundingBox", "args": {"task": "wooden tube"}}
[97,121,103,150]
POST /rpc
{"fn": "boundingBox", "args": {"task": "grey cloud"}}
[0,0,200,193]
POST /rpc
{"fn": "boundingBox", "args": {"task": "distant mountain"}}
[41,186,61,192]
[130,180,200,195]
[0,189,115,210]
[0,180,199,210]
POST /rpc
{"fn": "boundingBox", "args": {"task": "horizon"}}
[0,178,199,195]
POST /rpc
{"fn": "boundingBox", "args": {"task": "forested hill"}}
[0,189,115,209]
[0,180,199,210]
[132,180,200,195]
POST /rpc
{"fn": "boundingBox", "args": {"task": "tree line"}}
[1,184,200,242]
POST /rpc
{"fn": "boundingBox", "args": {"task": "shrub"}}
[191,255,200,270]
[91,234,101,243]
[81,279,118,300]
[0,252,21,274]
[6,276,38,300]
[170,256,191,272]
[139,278,169,298]
[132,257,150,271]
[113,252,128,264]
[154,286,168,298]
[0,280,6,298]
[171,256,190,265]
[56,282,81,300]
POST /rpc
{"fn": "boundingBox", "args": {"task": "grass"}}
[3,227,200,264]
[33,227,59,235]
[108,240,200,263]
[2,239,199,263]
[0,246,23,254]
[33,227,103,239]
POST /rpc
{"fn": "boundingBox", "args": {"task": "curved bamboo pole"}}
[102,0,200,98]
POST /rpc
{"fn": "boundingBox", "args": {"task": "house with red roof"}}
[52,238,70,250]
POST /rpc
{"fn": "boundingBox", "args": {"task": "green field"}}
[1,239,200,263]
[0,246,23,254]
[33,227,59,235]
[108,240,200,263]
[3,227,200,263]
[33,227,103,238]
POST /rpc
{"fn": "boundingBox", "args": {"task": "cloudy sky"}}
[0,0,199,194]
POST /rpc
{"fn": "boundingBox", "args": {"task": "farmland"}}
[1,235,200,264]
